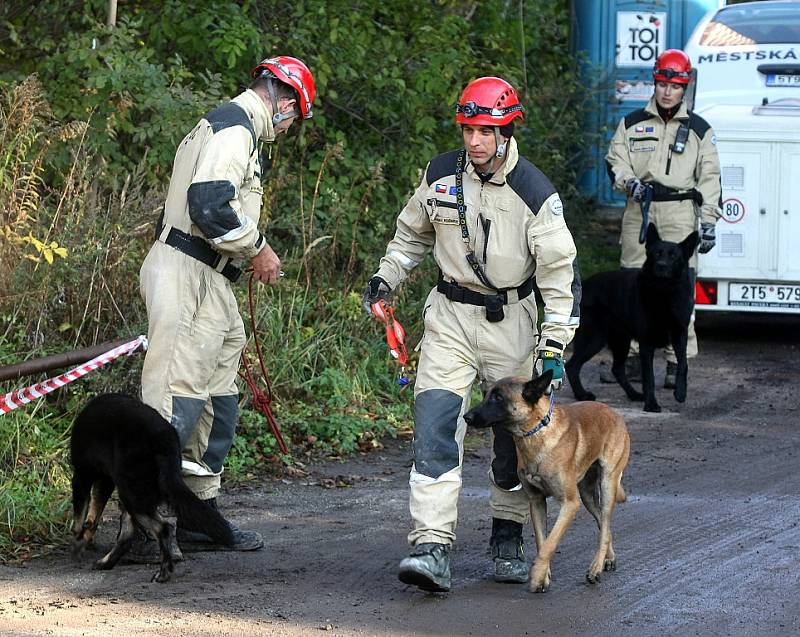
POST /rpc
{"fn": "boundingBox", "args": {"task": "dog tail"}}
[156,453,235,547]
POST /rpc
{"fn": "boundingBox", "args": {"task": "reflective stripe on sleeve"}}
[543,313,581,325]
[387,249,419,269]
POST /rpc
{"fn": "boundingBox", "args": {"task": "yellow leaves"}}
[18,233,69,264]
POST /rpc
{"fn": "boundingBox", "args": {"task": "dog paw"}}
[92,559,113,571]
[627,390,644,402]
[604,556,617,572]
[152,569,172,583]
[643,401,661,413]
[674,387,687,403]
[586,570,601,584]
[529,563,551,593]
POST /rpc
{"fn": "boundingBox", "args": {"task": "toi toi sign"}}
[616,12,667,68]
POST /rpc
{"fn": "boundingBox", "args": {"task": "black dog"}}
[565,225,699,412]
[70,393,234,582]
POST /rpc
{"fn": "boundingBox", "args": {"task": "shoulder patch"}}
[623,109,651,130]
[204,103,257,151]
[425,149,461,186]
[550,196,564,215]
[506,156,557,216]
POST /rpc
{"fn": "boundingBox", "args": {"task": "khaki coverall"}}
[140,89,274,499]
[374,138,581,547]
[606,96,721,361]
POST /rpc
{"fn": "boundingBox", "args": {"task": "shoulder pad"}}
[688,112,712,140]
[623,109,651,130]
[204,103,257,151]
[506,156,557,216]
[425,149,461,186]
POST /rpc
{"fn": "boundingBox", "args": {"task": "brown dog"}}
[463,370,630,592]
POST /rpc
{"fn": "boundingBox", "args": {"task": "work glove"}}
[698,222,716,254]
[362,276,391,315]
[625,177,648,203]
[534,351,564,394]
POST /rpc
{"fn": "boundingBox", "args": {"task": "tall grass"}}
[0,76,420,559]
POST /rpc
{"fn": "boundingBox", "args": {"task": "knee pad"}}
[412,389,462,479]
[202,394,238,473]
[170,396,206,447]
[492,427,521,490]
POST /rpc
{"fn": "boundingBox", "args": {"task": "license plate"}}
[729,282,800,308]
[766,74,800,87]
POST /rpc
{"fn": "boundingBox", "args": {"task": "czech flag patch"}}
[435,183,448,193]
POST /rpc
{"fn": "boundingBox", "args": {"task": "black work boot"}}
[176,497,264,552]
[123,524,183,564]
[664,361,678,389]
[626,356,642,382]
[398,542,451,592]
[599,356,641,384]
[490,517,527,583]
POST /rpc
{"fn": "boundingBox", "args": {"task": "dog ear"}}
[523,370,552,404]
[681,231,700,260]
[645,223,660,247]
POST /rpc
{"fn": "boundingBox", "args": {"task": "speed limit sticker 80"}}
[721,198,745,223]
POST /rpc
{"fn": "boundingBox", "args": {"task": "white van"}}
[684,0,800,314]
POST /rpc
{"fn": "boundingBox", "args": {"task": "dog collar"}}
[521,392,556,438]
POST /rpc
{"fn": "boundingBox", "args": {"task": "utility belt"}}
[436,272,534,322]
[648,182,703,206]
[154,212,242,283]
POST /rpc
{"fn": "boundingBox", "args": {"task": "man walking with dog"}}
[133,56,315,561]
[362,76,581,592]
[605,49,721,388]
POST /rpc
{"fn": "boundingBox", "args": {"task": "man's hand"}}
[625,177,648,203]
[698,222,716,254]
[250,243,282,283]
[534,351,564,394]
[362,276,391,315]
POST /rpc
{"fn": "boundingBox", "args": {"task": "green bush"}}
[0,0,604,559]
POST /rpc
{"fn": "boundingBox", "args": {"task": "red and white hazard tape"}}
[0,336,148,415]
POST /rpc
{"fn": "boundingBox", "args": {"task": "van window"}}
[699,5,800,47]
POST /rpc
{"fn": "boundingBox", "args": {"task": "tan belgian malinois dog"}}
[463,369,630,592]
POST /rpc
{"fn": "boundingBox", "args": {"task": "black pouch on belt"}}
[485,294,505,323]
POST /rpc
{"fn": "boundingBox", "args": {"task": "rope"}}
[238,274,289,456]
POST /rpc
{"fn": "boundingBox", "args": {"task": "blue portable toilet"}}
[571,0,722,207]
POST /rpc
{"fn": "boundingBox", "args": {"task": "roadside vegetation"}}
[0,0,615,560]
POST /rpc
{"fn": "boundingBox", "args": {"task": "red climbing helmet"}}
[455,76,525,126]
[250,56,316,120]
[653,49,692,85]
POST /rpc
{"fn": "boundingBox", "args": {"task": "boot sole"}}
[178,539,264,552]
[398,566,450,592]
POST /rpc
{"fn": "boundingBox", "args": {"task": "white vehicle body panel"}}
[684,1,800,313]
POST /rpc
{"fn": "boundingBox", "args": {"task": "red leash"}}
[239,274,290,456]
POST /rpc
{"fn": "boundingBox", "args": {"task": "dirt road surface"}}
[1,314,798,637]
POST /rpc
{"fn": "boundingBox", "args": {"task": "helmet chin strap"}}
[265,78,293,125]
[494,127,507,159]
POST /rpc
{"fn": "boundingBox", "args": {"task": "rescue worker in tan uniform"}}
[363,77,581,592]
[135,57,315,560]
[605,49,721,387]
